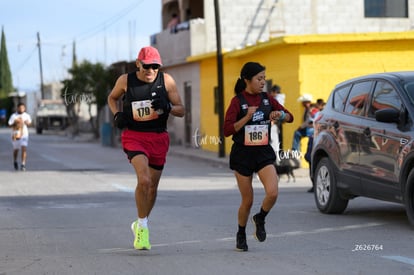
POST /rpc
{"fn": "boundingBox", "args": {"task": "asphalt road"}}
[0,128,414,275]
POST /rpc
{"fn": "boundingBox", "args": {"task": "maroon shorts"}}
[121,130,170,167]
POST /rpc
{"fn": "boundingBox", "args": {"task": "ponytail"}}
[234,78,246,94]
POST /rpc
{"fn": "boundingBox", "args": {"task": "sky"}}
[0,0,162,93]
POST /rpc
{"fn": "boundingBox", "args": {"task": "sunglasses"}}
[141,63,160,70]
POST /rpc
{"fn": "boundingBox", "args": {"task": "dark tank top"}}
[122,71,169,132]
[232,92,272,146]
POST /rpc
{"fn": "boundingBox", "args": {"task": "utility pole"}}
[37,32,44,99]
[214,0,225,158]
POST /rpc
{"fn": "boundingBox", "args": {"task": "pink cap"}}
[137,46,162,65]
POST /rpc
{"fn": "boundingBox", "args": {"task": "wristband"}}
[279,110,286,121]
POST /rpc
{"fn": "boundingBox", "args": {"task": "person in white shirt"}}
[8,103,32,171]
[268,85,286,151]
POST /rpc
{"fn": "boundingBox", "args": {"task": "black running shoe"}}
[236,232,248,252]
[252,214,266,242]
[14,162,18,171]
[21,164,26,171]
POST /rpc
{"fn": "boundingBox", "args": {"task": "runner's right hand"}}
[113,112,128,129]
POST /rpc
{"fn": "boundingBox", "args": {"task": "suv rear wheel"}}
[314,157,348,214]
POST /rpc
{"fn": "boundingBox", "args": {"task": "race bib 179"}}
[131,100,158,121]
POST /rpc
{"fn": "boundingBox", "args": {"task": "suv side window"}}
[332,85,351,112]
[367,81,402,118]
[344,81,373,116]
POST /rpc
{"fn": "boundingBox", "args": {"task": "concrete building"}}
[150,0,414,159]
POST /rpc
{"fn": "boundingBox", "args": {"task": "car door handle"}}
[363,127,371,136]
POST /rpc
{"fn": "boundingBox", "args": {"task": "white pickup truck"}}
[35,100,69,134]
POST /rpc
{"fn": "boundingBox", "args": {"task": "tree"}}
[0,26,13,99]
[61,60,116,138]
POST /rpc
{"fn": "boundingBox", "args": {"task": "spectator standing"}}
[167,13,180,33]
[268,85,286,150]
[291,94,313,151]
[305,98,325,193]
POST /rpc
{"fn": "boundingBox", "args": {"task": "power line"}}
[35,0,146,50]
[74,0,145,44]
[12,0,146,62]
[13,45,37,74]
[12,0,148,89]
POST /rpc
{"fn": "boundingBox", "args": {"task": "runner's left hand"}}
[151,95,172,114]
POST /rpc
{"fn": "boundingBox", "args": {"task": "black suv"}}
[310,71,414,226]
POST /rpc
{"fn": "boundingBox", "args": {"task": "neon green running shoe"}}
[131,221,151,250]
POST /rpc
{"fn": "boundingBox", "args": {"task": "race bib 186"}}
[244,125,268,146]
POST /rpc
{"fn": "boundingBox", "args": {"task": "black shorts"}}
[229,143,276,176]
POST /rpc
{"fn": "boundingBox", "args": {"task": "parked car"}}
[310,71,414,227]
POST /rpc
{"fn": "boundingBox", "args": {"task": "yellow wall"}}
[196,32,414,164]
[198,58,217,151]
[299,39,414,100]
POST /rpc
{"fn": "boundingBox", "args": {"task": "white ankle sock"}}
[138,217,148,228]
